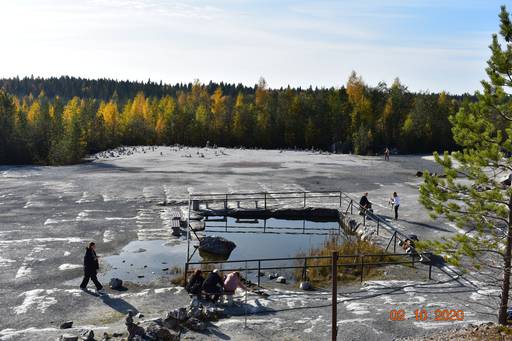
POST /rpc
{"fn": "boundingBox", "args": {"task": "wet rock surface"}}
[198,236,236,256]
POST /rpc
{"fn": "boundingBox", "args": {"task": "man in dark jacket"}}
[80,242,105,293]
[201,269,223,302]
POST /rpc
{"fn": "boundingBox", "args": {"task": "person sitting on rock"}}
[186,269,204,298]
[223,271,247,306]
[202,269,223,303]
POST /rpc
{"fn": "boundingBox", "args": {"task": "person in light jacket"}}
[391,192,400,220]
[223,271,247,305]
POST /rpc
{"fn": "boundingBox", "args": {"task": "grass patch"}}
[294,234,401,286]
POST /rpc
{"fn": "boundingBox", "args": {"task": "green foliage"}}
[419,5,512,325]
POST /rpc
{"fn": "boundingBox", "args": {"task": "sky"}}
[0,0,506,94]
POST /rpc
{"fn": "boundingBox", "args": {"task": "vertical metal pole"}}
[257,260,261,287]
[360,255,364,283]
[393,232,397,253]
[332,251,338,341]
[377,220,379,235]
[303,258,308,281]
[187,196,191,262]
[224,193,228,210]
[184,262,189,286]
[264,192,267,210]
[244,261,248,328]
[429,263,432,280]
[363,214,366,226]
[350,200,353,214]
[303,192,306,207]
[339,191,342,207]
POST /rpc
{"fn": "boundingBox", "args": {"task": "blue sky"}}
[0,0,506,93]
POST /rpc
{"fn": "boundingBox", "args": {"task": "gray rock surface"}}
[198,236,236,256]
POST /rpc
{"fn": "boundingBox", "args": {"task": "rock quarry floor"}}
[0,147,501,340]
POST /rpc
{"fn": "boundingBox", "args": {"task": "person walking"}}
[384,147,390,161]
[391,192,400,220]
[80,242,105,293]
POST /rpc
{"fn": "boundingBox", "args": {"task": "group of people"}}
[186,269,247,305]
[359,191,401,220]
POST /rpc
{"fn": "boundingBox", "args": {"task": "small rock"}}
[299,281,312,290]
[276,276,286,284]
[60,321,73,329]
[162,268,169,271]
[133,248,146,253]
[80,329,94,341]
[109,278,123,290]
[268,273,278,280]
[60,334,78,341]
[416,171,423,177]
[143,265,148,268]
[136,312,144,318]
[137,275,144,278]
[185,317,207,332]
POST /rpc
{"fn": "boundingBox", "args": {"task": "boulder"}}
[276,276,286,284]
[198,236,236,257]
[189,220,206,231]
[184,317,207,332]
[60,321,73,329]
[299,281,312,291]
[60,334,78,341]
[144,322,179,341]
[80,330,94,341]
[109,278,123,290]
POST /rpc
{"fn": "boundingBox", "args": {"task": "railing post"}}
[350,200,353,214]
[363,214,366,226]
[393,232,397,253]
[302,258,308,281]
[377,220,379,235]
[339,191,342,207]
[360,255,364,283]
[184,262,189,286]
[303,192,306,207]
[224,194,228,210]
[429,262,432,280]
[331,251,339,341]
[257,260,261,286]
[264,193,267,210]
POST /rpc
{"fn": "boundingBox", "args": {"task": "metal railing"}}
[185,252,432,286]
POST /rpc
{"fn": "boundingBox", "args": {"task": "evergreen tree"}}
[419,6,512,325]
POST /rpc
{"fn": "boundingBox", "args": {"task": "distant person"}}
[359,192,373,214]
[80,242,105,294]
[391,192,400,220]
[186,269,205,297]
[384,147,390,161]
[223,271,247,305]
[202,269,223,303]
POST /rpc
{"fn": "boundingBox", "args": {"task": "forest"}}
[0,74,472,165]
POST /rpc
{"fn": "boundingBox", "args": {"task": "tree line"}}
[0,74,472,165]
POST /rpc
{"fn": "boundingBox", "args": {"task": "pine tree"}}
[419,6,512,325]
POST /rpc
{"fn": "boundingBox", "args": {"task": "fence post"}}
[224,194,228,209]
[350,200,353,214]
[429,262,432,280]
[339,191,342,207]
[302,258,308,281]
[264,193,267,210]
[184,262,189,286]
[360,255,364,283]
[331,251,339,341]
[257,260,261,287]
[303,192,307,207]
[363,214,366,226]
[377,220,380,235]
[393,232,397,253]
